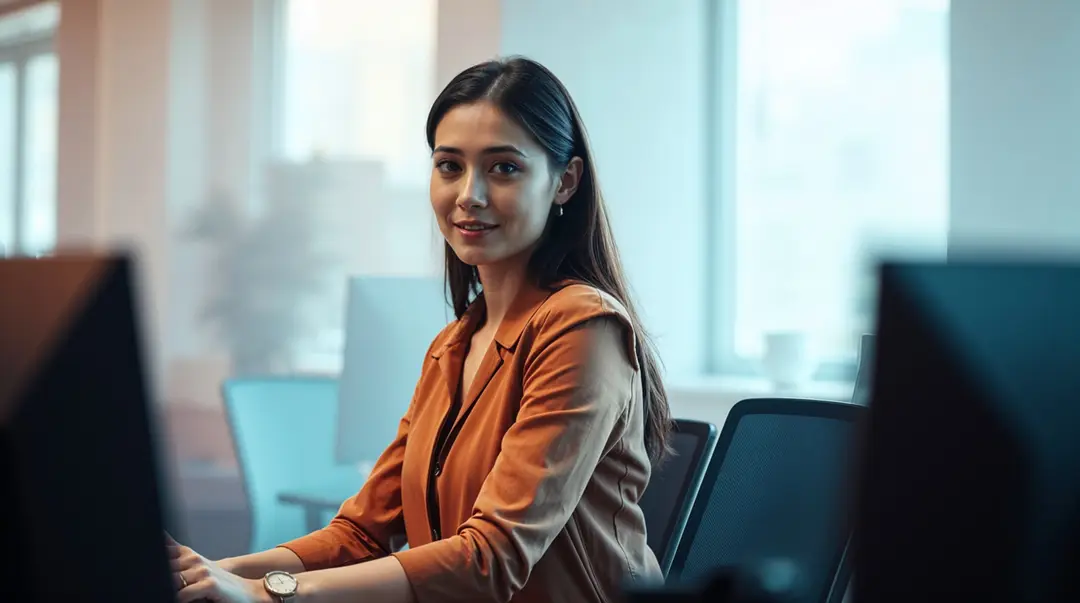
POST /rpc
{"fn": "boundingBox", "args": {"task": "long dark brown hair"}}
[426,57,673,464]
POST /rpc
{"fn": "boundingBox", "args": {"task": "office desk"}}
[278,463,371,533]
[278,486,409,551]
[278,484,361,533]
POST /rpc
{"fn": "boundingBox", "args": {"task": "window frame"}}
[705,0,858,383]
[255,0,287,161]
[0,28,52,256]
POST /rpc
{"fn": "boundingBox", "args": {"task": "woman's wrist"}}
[216,555,264,580]
[248,577,275,603]
[217,547,307,580]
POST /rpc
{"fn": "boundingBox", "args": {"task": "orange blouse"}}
[281,280,662,602]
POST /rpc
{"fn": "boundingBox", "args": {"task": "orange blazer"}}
[281,280,663,602]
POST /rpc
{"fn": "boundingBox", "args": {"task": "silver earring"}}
[558,205,564,217]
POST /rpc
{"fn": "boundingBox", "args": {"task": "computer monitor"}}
[335,276,453,465]
[852,261,1080,603]
[0,255,177,602]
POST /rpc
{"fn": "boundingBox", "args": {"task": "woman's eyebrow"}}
[432,145,528,157]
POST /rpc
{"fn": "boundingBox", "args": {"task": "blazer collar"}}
[430,278,573,359]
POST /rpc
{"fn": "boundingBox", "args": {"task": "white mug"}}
[762,330,816,390]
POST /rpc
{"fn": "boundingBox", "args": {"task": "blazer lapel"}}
[429,303,481,411]
[449,342,504,433]
[436,351,462,411]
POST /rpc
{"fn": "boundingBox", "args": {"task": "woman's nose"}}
[457,171,489,209]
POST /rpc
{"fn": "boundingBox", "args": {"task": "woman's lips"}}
[454,221,498,239]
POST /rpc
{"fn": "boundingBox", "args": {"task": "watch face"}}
[265,571,298,596]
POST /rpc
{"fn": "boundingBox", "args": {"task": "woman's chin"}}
[453,251,492,267]
[451,244,502,267]
[451,244,536,272]
[450,239,532,270]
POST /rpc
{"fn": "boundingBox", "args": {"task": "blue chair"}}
[223,376,365,553]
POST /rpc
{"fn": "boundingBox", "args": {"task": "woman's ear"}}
[554,156,584,207]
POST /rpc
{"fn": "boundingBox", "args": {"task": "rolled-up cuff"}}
[392,538,485,603]
[278,528,377,571]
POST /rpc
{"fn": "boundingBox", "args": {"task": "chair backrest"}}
[640,419,719,577]
[669,398,864,603]
[223,376,351,552]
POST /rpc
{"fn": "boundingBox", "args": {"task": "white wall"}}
[498,0,708,380]
[949,0,1080,257]
[434,0,500,91]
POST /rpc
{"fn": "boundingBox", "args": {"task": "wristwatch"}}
[263,570,298,602]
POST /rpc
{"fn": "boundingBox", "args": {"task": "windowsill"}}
[670,375,854,403]
[665,375,855,427]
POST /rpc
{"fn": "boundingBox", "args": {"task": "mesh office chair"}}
[640,419,719,577]
[668,398,865,603]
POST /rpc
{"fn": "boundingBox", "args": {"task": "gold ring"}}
[179,572,188,588]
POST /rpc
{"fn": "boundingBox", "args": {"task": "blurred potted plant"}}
[185,189,333,375]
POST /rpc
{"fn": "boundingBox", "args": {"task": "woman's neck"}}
[476,261,530,330]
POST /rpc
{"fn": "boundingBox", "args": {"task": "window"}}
[713,0,950,378]
[270,0,438,371]
[0,1,58,257]
[277,0,436,186]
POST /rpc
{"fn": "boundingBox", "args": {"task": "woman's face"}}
[430,101,580,269]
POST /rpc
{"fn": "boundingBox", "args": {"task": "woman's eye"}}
[491,162,520,175]
[435,160,460,173]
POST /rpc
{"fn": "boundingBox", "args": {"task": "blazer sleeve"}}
[278,357,428,569]
[391,311,636,603]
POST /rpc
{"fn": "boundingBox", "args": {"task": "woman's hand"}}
[167,535,271,603]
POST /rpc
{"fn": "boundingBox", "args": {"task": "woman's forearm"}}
[295,555,414,603]
[218,547,306,579]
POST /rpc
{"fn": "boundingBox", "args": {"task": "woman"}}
[171,56,672,603]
